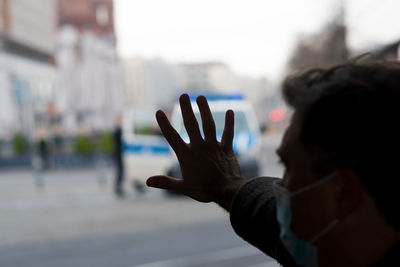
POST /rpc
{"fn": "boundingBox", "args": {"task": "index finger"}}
[156,110,187,155]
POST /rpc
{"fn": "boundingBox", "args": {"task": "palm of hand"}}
[179,144,241,202]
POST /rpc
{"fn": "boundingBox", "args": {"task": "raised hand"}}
[146,94,247,211]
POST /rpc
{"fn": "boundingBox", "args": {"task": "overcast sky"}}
[115,0,399,81]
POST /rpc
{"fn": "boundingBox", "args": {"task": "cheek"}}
[290,195,315,239]
[290,191,333,240]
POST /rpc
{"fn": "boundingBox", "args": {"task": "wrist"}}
[215,176,248,212]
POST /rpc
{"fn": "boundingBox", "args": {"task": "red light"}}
[269,109,285,122]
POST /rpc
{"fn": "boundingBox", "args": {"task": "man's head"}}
[115,113,123,127]
[277,60,400,262]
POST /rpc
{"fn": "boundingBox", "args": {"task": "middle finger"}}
[179,94,203,146]
[196,96,217,145]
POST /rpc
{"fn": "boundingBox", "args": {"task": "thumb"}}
[146,175,183,191]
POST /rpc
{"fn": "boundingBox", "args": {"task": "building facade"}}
[0,0,57,139]
[122,57,180,111]
[56,0,123,134]
[58,0,114,37]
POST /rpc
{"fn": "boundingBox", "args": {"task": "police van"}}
[123,93,261,193]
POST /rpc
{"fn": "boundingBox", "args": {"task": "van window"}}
[132,111,160,136]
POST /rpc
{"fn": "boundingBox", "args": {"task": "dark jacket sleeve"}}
[230,176,300,267]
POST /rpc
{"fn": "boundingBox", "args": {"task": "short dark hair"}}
[282,59,400,229]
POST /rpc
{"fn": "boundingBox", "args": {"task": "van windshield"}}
[179,111,250,134]
[132,111,160,136]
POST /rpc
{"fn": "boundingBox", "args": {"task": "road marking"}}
[133,245,273,267]
[248,262,281,267]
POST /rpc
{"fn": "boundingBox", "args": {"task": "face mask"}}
[274,172,339,267]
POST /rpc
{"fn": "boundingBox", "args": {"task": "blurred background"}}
[0,0,398,266]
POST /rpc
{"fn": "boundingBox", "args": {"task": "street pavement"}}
[0,133,284,266]
[0,219,280,267]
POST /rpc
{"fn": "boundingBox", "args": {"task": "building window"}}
[96,4,109,27]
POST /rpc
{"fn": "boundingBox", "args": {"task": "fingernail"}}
[146,178,155,187]
[197,95,206,103]
[156,110,163,118]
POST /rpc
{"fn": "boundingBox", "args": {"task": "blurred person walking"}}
[37,138,50,170]
[147,60,400,267]
[113,115,124,197]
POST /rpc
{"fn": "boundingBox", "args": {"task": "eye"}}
[277,159,286,167]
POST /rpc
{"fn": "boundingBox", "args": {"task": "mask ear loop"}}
[273,180,291,203]
[300,171,340,244]
[291,171,339,197]
[310,219,339,244]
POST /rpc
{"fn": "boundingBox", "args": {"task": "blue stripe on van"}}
[123,143,171,155]
[180,131,256,154]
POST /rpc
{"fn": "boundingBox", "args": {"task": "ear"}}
[335,169,365,219]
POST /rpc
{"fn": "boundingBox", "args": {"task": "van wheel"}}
[165,189,181,196]
[133,181,146,194]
